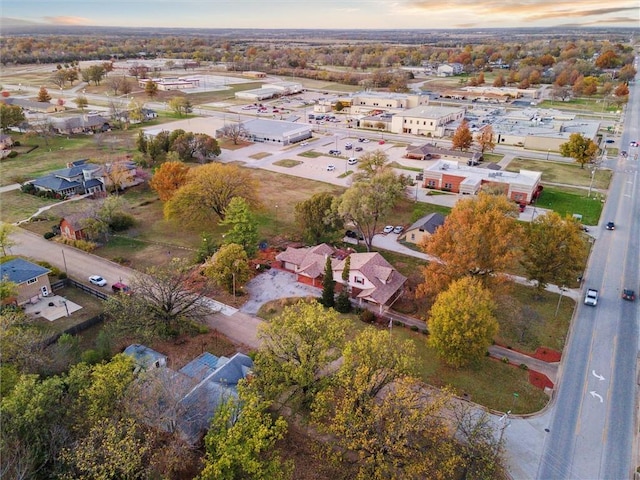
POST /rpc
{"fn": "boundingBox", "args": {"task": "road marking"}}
[592,370,605,381]
[590,391,604,403]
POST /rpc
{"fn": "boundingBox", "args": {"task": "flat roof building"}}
[219,118,312,145]
[390,106,466,137]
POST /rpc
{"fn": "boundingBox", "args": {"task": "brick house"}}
[59,214,89,241]
[0,258,52,305]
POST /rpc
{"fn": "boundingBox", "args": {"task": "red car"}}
[622,289,636,301]
[378,140,385,145]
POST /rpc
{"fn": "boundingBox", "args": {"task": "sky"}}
[1,0,639,30]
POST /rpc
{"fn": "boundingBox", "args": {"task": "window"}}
[354,276,365,285]
[411,233,415,241]
[27,278,37,285]
[444,182,453,189]
[428,180,436,187]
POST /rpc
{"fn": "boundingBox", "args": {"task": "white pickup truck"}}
[584,288,599,306]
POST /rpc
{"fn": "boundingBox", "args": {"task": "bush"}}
[7,151,18,158]
[58,272,67,280]
[109,212,136,232]
[393,320,402,326]
[410,325,419,332]
[80,349,102,365]
[421,328,428,335]
[501,357,510,364]
[360,309,376,324]
[334,292,351,313]
[43,232,55,239]
[519,363,529,370]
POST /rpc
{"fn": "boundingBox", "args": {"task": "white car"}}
[300,141,309,146]
[383,225,394,234]
[327,164,336,171]
[89,275,107,287]
[393,226,404,234]
[347,157,358,165]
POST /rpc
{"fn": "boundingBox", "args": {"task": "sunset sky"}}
[1,0,639,30]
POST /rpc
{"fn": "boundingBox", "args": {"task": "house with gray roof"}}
[404,213,446,246]
[50,114,111,135]
[0,258,52,305]
[29,159,105,197]
[123,346,253,445]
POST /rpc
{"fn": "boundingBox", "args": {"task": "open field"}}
[534,186,604,225]
[506,157,612,190]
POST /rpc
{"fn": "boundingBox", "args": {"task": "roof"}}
[123,344,167,370]
[240,118,312,137]
[334,252,407,306]
[399,105,465,119]
[0,258,50,284]
[31,175,80,192]
[425,160,542,188]
[408,212,446,234]
[61,212,90,230]
[276,243,336,278]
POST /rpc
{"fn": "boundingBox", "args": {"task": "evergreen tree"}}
[321,256,335,308]
[335,255,351,313]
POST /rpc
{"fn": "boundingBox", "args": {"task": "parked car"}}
[630,141,639,147]
[378,140,385,145]
[345,230,358,238]
[112,282,131,294]
[605,221,615,230]
[347,157,358,165]
[345,143,353,150]
[622,289,636,301]
[383,225,394,234]
[89,275,107,287]
[354,146,363,152]
[327,164,336,171]
[300,141,309,146]
[584,288,599,306]
[393,226,404,234]
[621,150,628,157]
[329,149,341,155]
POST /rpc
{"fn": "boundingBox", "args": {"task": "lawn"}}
[0,189,60,223]
[505,157,612,190]
[534,186,604,225]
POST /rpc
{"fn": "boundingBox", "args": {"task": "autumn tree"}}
[164,163,260,225]
[492,74,505,87]
[253,300,347,410]
[321,255,335,308]
[0,104,26,131]
[451,120,473,151]
[168,96,192,116]
[171,132,220,163]
[337,153,409,251]
[86,65,106,85]
[37,86,51,102]
[219,197,258,257]
[475,125,496,154]
[521,212,586,292]
[203,243,251,295]
[144,80,158,99]
[104,258,212,339]
[559,133,598,169]
[614,83,629,97]
[618,64,637,83]
[0,222,16,256]
[74,95,88,111]
[149,161,190,201]
[428,277,498,368]
[0,308,50,373]
[294,192,343,244]
[219,123,249,145]
[199,384,291,480]
[418,192,521,298]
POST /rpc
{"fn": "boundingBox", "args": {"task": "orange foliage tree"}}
[149,161,190,202]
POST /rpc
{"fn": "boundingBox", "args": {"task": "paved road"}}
[537,59,640,480]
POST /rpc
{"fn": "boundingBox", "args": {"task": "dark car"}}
[622,289,636,301]
[345,230,357,238]
[605,221,615,230]
[112,282,132,294]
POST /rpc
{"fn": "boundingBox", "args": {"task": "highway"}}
[537,61,640,480]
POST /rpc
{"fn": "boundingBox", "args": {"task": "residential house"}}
[0,134,14,150]
[59,213,90,241]
[404,213,446,246]
[437,63,464,77]
[124,346,253,445]
[423,159,542,203]
[50,114,111,135]
[0,258,52,305]
[30,159,105,197]
[1,97,65,113]
[276,244,407,313]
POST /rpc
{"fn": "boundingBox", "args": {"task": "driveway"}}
[240,268,320,314]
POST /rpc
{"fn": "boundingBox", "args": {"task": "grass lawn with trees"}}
[505,157,612,190]
[534,186,604,225]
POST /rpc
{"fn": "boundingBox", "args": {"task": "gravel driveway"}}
[240,269,320,314]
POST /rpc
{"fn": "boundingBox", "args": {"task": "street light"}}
[546,149,550,161]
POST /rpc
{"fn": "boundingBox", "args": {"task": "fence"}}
[66,278,109,301]
[43,313,105,347]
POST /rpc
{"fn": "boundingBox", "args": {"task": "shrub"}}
[393,320,402,326]
[421,328,428,335]
[360,309,376,323]
[80,349,102,365]
[109,212,135,232]
[410,325,419,332]
[7,151,18,158]
[58,272,67,280]
[43,232,55,239]
[334,292,351,313]
[501,357,510,364]
[519,363,529,370]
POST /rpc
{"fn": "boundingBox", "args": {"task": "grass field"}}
[534,186,604,225]
[505,157,612,190]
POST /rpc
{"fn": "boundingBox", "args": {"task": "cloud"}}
[43,16,94,25]
[526,6,639,21]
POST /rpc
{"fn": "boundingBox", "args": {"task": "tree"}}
[149,161,190,202]
[144,80,158,99]
[0,222,16,256]
[37,86,51,102]
[475,125,496,154]
[618,64,637,83]
[559,133,598,169]
[219,197,258,257]
[0,104,26,131]
[0,309,49,373]
[294,192,343,244]
[168,96,192,116]
[203,243,251,295]
[418,192,521,297]
[492,74,505,87]
[336,170,409,252]
[451,120,473,151]
[164,163,260,225]
[352,149,392,182]
[170,132,220,163]
[335,255,351,313]
[199,384,291,480]
[104,258,212,339]
[74,95,88,111]
[521,212,586,292]
[428,277,498,368]
[253,300,347,410]
[86,65,106,85]
[614,83,629,97]
[219,123,249,145]
[321,255,335,308]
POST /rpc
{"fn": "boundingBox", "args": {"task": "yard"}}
[534,186,604,225]
[505,157,612,190]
